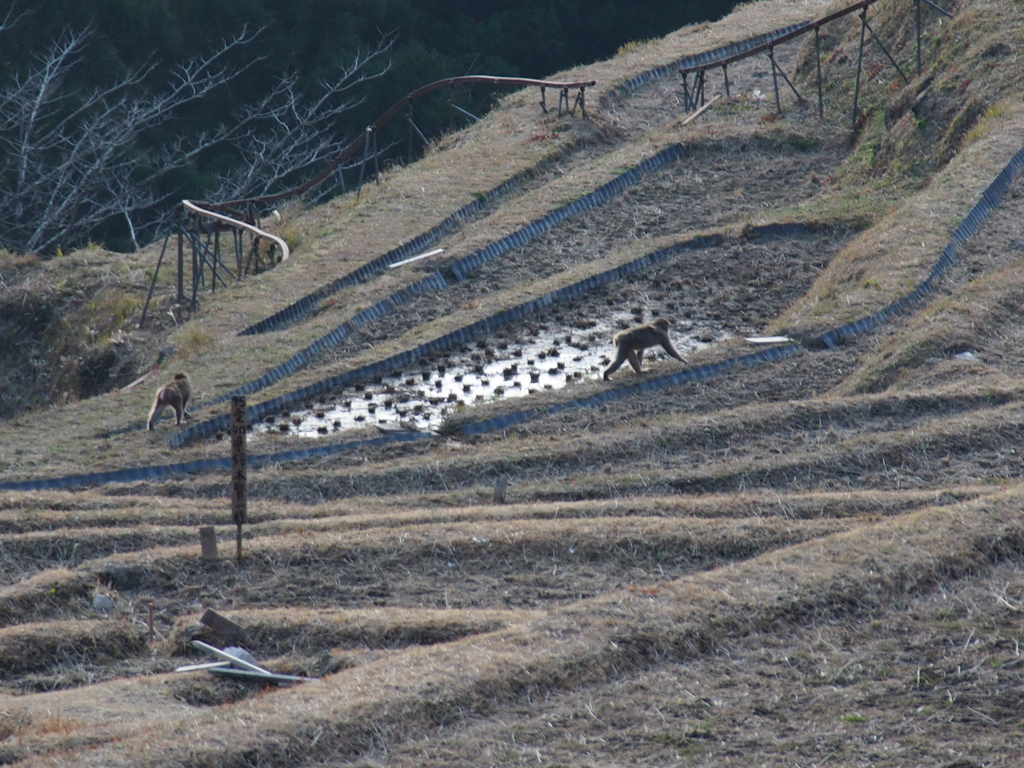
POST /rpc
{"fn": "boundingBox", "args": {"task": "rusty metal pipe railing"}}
[678,0,950,127]
[675,0,904,80]
[147,76,593,324]
[181,200,289,261]
[198,75,596,215]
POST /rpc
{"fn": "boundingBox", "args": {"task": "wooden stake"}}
[200,608,246,643]
[493,475,509,504]
[230,396,247,563]
[199,526,218,560]
[681,94,721,126]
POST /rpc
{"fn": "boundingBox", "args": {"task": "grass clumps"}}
[0,249,152,416]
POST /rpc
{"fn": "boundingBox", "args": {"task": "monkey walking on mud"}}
[603,318,685,380]
[147,373,191,430]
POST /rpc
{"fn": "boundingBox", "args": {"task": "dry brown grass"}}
[4,0,1024,764]
[4,489,1023,766]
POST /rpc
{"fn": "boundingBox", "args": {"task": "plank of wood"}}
[174,661,232,673]
[745,336,794,344]
[191,640,273,675]
[388,248,444,268]
[681,94,722,126]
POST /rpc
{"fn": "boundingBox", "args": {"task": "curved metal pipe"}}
[181,199,289,261]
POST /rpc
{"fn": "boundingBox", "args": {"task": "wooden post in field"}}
[200,609,245,643]
[230,396,247,563]
[199,526,218,560]
[493,475,508,504]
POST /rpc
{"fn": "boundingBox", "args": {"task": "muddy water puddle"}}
[252,314,722,439]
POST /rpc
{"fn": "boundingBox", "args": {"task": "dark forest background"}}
[0,0,738,252]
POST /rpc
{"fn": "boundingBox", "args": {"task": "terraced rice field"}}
[2,0,1024,765]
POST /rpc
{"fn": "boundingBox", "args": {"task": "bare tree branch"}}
[0,16,393,255]
[192,32,396,204]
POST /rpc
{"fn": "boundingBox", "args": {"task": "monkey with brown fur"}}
[603,317,685,380]
[147,373,191,430]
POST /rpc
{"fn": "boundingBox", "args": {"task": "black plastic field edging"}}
[5,148,1022,492]
[608,21,812,101]
[5,145,1022,491]
[237,158,556,337]
[201,143,686,411]
[240,13,816,339]
[0,432,425,492]
[177,226,717,448]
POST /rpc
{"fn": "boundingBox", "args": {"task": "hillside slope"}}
[2,0,1024,765]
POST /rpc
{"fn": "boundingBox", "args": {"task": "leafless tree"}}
[0,13,392,255]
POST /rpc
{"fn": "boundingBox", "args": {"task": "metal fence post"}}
[852,6,869,129]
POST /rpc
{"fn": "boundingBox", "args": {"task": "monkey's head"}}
[652,317,670,331]
[173,372,188,382]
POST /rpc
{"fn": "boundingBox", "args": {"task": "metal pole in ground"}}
[177,213,184,306]
[815,25,824,119]
[916,0,922,76]
[852,7,868,129]
[356,127,372,199]
[768,47,782,114]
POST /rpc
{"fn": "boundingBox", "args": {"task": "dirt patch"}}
[4,0,1024,766]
